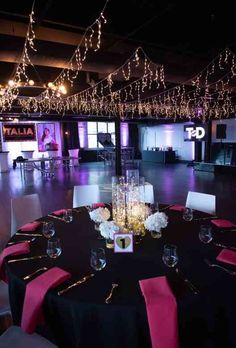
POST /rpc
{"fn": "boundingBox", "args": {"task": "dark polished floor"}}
[0,161,235,250]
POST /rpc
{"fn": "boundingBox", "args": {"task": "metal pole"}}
[115,117,122,175]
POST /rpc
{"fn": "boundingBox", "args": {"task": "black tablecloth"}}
[6,206,236,348]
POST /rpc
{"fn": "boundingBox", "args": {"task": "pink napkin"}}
[92,203,105,208]
[216,249,236,266]
[21,267,71,334]
[211,219,236,228]
[0,242,30,282]
[20,221,41,232]
[169,205,185,212]
[52,209,67,216]
[139,276,179,348]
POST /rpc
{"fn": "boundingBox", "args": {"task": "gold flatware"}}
[105,283,118,304]
[72,208,82,213]
[23,267,48,280]
[160,205,173,211]
[48,214,65,221]
[204,258,236,275]
[7,237,36,245]
[8,255,47,263]
[194,216,218,221]
[16,232,42,237]
[175,268,200,295]
[58,273,95,296]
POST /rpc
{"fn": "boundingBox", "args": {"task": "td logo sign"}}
[184,125,207,141]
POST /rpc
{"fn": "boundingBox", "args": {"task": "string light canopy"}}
[1,1,236,122]
[0,0,110,112]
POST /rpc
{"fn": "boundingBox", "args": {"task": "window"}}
[87,122,115,148]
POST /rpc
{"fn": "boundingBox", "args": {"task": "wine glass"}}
[63,209,73,223]
[162,244,178,267]
[46,237,62,258]
[90,248,106,271]
[199,225,213,244]
[183,208,193,221]
[42,221,55,239]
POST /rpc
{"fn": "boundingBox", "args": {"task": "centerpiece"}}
[144,211,168,238]
[99,220,120,248]
[89,207,110,231]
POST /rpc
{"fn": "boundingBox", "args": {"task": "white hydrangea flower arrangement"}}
[89,207,110,223]
[144,212,168,232]
[99,220,119,240]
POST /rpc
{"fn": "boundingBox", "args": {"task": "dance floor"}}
[0,162,235,249]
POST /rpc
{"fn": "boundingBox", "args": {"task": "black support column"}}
[115,117,122,175]
[194,142,202,162]
[204,120,212,162]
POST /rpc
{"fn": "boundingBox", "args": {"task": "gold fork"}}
[58,273,95,295]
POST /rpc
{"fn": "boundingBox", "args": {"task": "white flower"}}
[144,212,168,232]
[89,207,110,223]
[99,220,119,240]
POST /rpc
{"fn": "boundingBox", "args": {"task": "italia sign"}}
[2,123,36,142]
[184,125,207,141]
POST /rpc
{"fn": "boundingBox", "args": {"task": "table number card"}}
[114,233,133,253]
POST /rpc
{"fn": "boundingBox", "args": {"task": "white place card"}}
[114,233,133,253]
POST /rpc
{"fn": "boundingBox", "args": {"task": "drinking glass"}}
[183,208,193,221]
[46,237,62,258]
[42,221,55,239]
[199,225,213,244]
[63,209,73,223]
[162,244,178,267]
[90,248,106,271]
[150,202,159,213]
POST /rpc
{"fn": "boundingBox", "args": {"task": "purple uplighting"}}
[121,122,129,147]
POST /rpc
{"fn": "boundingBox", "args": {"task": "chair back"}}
[0,326,58,347]
[73,185,100,208]
[11,194,42,236]
[185,191,216,214]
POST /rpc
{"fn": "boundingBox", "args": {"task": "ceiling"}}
[0,0,235,118]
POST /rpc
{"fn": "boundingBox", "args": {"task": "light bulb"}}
[8,80,15,87]
[28,79,34,86]
[58,85,67,94]
[48,82,54,88]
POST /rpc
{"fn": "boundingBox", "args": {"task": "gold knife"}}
[58,273,95,295]
[8,255,48,263]
[23,267,48,280]
[7,238,36,245]
[16,232,42,237]
[48,214,65,221]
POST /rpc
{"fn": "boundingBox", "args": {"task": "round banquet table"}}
[5,205,236,348]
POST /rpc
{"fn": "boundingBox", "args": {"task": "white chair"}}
[73,185,100,208]
[0,325,58,347]
[185,191,216,215]
[68,149,79,167]
[11,194,42,236]
[144,183,154,204]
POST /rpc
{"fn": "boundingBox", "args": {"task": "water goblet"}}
[183,208,193,221]
[42,221,55,239]
[199,224,213,244]
[63,209,73,223]
[162,244,178,267]
[90,248,106,271]
[46,237,62,258]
